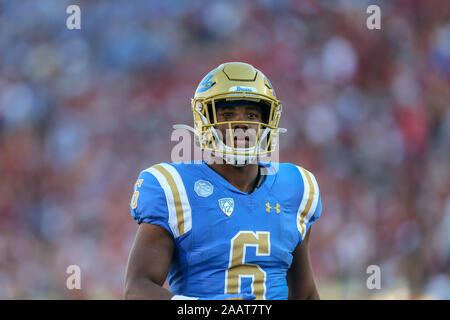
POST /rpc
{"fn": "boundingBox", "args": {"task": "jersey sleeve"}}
[130,169,174,238]
[295,166,323,243]
[130,163,192,239]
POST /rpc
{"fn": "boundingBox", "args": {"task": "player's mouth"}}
[219,127,257,149]
[233,136,250,148]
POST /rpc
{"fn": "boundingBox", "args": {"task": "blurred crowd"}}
[0,0,449,299]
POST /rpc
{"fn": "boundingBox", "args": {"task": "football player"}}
[124,62,322,300]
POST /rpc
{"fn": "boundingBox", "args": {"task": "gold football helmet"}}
[182,62,285,166]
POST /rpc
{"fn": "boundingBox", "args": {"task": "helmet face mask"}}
[192,62,283,166]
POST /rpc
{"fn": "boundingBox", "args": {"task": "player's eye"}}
[222,112,234,118]
[248,112,260,120]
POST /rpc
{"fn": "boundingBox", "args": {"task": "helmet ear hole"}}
[195,102,203,113]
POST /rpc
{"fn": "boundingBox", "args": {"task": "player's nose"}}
[232,122,248,130]
[231,110,248,129]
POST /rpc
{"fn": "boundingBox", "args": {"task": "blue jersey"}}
[130,161,322,300]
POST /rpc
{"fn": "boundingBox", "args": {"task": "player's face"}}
[215,105,263,149]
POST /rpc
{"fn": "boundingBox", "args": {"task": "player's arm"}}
[287,226,320,300]
[124,222,175,300]
[125,167,255,301]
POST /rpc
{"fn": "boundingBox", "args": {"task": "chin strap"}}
[173,124,197,133]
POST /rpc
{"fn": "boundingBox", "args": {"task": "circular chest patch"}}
[194,180,214,197]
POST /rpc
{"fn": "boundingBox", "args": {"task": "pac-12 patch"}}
[218,198,234,217]
[194,180,214,197]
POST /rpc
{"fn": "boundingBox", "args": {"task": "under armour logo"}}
[265,202,280,214]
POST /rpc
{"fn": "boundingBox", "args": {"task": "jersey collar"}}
[199,160,277,195]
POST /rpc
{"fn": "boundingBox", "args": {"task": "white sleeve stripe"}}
[158,163,192,236]
[295,166,310,238]
[295,166,320,240]
[143,167,180,238]
[303,169,319,232]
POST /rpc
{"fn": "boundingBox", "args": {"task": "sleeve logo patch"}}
[194,180,214,197]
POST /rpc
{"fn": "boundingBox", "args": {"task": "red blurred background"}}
[0,0,449,299]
